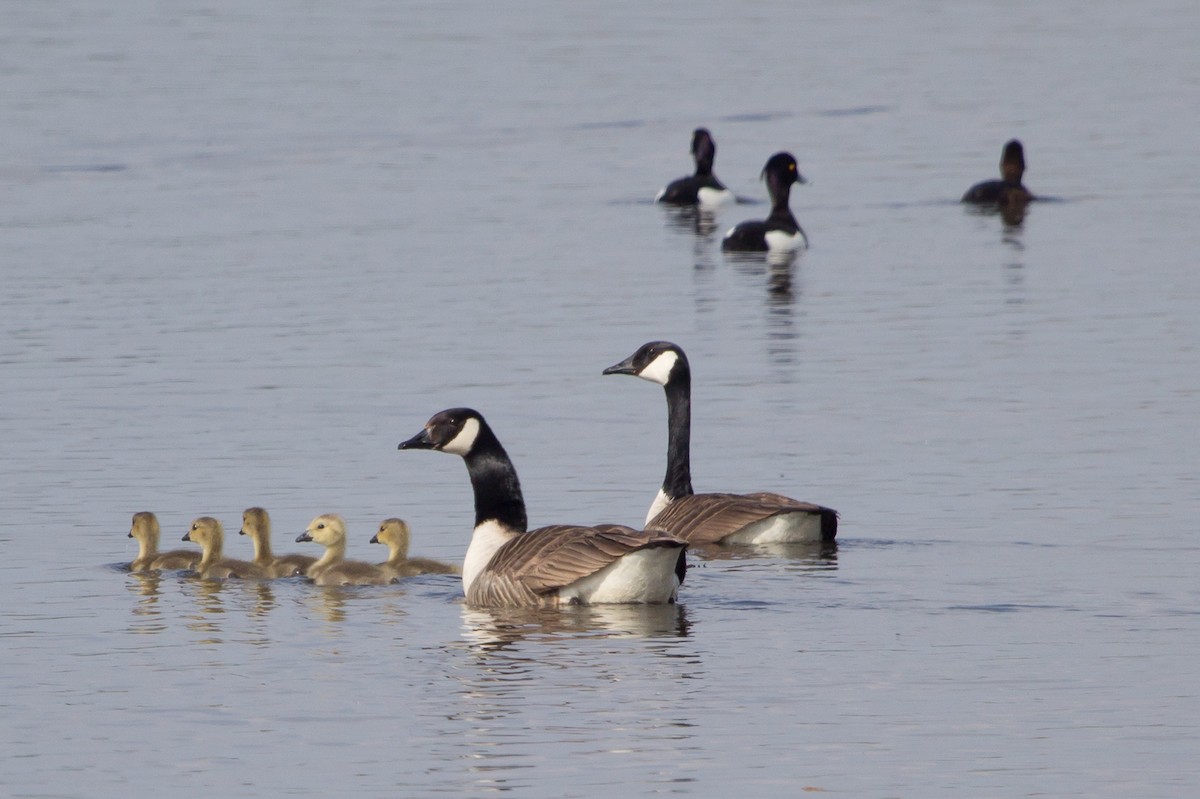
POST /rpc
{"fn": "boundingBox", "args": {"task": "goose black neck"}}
[662,366,695,500]
[462,424,529,532]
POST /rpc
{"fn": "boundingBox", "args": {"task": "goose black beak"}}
[296,532,312,543]
[369,534,380,544]
[602,355,638,376]
[127,531,133,538]
[182,532,192,542]
[238,528,247,536]
[398,429,435,450]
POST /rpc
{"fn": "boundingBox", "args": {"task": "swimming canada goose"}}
[370,518,459,578]
[297,514,395,587]
[127,511,199,572]
[182,516,270,579]
[398,407,687,608]
[603,341,838,545]
[239,507,317,578]
[721,152,808,252]
[655,128,735,207]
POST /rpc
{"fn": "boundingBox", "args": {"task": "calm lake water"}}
[2,1,1198,797]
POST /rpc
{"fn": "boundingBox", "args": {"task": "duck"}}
[371,518,459,578]
[127,511,199,572]
[239,506,317,578]
[721,152,807,252]
[297,514,395,586]
[398,407,687,608]
[603,341,837,545]
[961,139,1035,207]
[182,516,270,579]
[654,128,735,207]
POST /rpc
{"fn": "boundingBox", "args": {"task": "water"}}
[2,1,1198,796]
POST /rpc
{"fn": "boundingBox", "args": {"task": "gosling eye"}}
[317,523,325,530]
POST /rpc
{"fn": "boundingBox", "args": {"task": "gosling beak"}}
[369,534,380,544]
[127,531,133,538]
[182,532,192,542]
[238,528,246,536]
[398,428,434,450]
[296,532,312,543]
[602,353,639,376]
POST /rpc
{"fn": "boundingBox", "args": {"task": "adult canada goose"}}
[398,407,687,608]
[297,514,395,587]
[962,139,1035,207]
[655,128,735,207]
[239,507,317,578]
[127,511,199,572]
[182,516,270,579]
[721,152,807,252]
[370,518,459,578]
[603,341,837,545]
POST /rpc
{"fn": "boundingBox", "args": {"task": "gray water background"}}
[2,1,1198,797]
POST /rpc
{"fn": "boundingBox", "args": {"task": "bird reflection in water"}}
[688,538,838,569]
[659,205,721,238]
[460,602,692,654]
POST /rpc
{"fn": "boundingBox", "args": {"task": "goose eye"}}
[317,523,325,530]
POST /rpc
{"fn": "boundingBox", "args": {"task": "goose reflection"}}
[460,602,691,653]
[688,538,838,568]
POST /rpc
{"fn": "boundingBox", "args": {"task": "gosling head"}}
[370,518,411,553]
[240,506,269,537]
[182,516,223,546]
[129,511,160,542]
[297,514,347,547]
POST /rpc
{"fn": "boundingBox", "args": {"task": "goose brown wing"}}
[645,492,828,545]
[482,524,683,597]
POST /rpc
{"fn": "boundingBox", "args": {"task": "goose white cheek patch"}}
[639,351,678,386]
[442,417,480,456]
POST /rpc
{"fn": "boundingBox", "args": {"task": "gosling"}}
[297,514,395,587]
[239,507,317,578]
[182,516,270,580]
[128,511,199,572]
[370,518,459,578]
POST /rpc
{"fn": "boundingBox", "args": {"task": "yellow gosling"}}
[128,511,199,572]
[239,506,317,578]
[371,518,459,578]
[297,514,394,587]
[182,516,270,580]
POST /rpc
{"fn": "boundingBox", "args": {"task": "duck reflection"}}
[659,205,720,238]
[460,602,691,653]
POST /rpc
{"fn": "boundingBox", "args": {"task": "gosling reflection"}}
[461,602,691,653]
